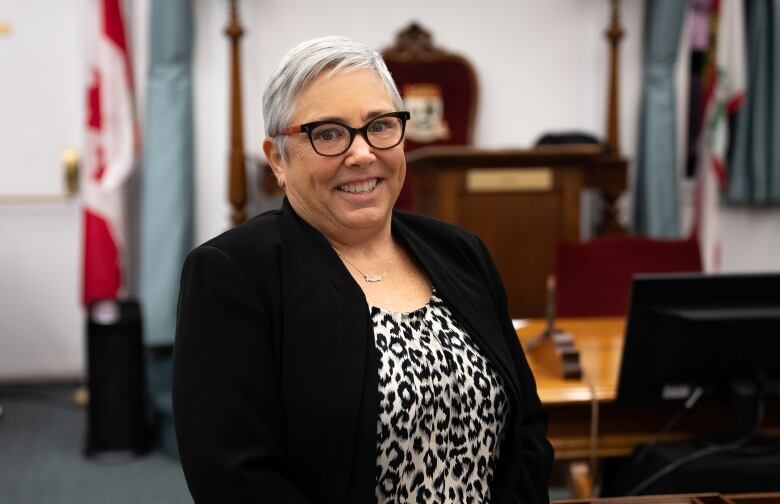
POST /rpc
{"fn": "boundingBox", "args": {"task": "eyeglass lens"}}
[310,115,404,155]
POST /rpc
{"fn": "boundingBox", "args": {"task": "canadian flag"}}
[82,0,137,304]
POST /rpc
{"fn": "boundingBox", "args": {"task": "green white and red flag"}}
[693,0,746,271]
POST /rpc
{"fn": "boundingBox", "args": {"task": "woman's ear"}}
[263,137,286,189]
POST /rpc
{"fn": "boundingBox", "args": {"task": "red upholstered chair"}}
[382,22,478,210]
[554,236,703,317]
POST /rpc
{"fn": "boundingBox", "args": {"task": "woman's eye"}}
[313,127,344,142]
[369,120,390,133]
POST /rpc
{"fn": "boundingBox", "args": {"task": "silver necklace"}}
[337,253,391,283]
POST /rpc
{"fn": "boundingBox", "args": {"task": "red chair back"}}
[382,22,477,209]
[555,236,703,317]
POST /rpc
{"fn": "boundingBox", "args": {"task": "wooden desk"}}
[517,317,625,405]
[516,318,780,461]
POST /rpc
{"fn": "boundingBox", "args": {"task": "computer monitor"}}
[617,272,780,411]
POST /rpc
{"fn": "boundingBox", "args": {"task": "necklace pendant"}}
[365,274,383,282]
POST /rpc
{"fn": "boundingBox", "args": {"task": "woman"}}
[173,36,553,503]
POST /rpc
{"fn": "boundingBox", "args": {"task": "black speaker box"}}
[85,299,149,459]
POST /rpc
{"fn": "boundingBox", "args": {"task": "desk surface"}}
[516,317,780,460]
[515,317,625,404]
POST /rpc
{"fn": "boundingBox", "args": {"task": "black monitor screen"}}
[617,272,780,404]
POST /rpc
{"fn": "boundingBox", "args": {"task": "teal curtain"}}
[139,0,194,459]
[140,0,194,346]
[633,0,687,237]
[728,0,780,203]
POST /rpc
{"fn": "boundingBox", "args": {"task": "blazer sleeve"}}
[173,245,311,504]
[475,238,554,503]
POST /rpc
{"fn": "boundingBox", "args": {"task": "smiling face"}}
[264,68,406,245]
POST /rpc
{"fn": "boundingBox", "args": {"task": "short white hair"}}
[263,36,404,157]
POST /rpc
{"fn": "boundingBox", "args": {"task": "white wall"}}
[0,202,84,380]
[720,209,780,271]
[0,0,85,381]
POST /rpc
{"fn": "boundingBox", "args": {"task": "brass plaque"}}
[466,168,553,192]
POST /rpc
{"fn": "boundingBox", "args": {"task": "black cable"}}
[626,392,765,496]
[605,386,704,492]
[632,386,705,466]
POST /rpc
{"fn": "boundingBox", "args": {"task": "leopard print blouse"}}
[371,289,510,503]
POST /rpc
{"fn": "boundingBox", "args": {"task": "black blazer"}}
[173,199,553,503]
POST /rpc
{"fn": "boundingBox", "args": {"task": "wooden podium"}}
[406,144,627,318]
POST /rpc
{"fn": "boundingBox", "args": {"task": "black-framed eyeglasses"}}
[278,111,411,157]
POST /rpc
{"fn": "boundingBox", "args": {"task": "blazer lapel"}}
[393,216,523,402]
[279,201,372,503]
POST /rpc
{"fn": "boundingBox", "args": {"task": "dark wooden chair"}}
[554,236,703,317]
[382,22,478,210]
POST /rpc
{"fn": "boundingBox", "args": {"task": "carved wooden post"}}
[596,0,628,236]
[225,0,246,226]
[605,0,624,154]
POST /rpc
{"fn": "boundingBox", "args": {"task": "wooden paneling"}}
[407,145,627,318]
[458,185,572,317]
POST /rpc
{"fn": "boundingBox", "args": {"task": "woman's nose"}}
[344,133,375,166]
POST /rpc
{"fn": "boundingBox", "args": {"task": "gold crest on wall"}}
[403,83,450,143]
